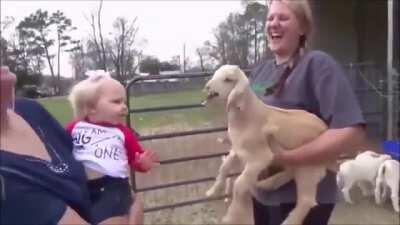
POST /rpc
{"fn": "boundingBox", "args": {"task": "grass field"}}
[37,89,225,131]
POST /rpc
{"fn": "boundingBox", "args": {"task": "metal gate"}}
[345,62,398,140]
[126,71,234,213]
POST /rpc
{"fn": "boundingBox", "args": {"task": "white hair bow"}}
[85,70,111,81]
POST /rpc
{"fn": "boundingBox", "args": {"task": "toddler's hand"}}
[135,150,160,171]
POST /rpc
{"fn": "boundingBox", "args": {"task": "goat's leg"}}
[222,183,254,225]
[206,151,238,197]
[224,174,233,203]
[339,176,355,204]
[281,166,325,225]
[388,181,400,212]
[382,184,388,201]
[223,158,272,225]
[257,170,293,191]
[221,155,234,203]
[374,179,384,205]
[342,186,355,204]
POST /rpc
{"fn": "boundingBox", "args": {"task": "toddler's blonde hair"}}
[68,70,111,119]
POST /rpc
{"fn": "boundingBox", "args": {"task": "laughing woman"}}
[250,1,366,225]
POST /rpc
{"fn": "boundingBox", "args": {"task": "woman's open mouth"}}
[270,33,283,42]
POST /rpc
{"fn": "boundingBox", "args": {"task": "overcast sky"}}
[1,0,245,77]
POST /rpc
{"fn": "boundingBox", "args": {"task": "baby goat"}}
[203,65,330,225]
[336,151,391,204]
[375,159,399,213]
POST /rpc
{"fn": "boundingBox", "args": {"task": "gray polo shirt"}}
[249,50,365,205]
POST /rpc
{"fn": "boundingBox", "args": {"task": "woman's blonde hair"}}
[68,70,111,119]
[267,0,313,48]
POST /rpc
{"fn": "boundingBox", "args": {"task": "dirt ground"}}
[329,188,399,225]
[143,193,399,225]
[141,166,399,225]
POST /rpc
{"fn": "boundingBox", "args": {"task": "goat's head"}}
[203,65,249,110]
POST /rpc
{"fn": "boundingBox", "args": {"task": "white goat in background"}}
[203,65,332,225]
[336,151,391,204]
[375,159,400,213]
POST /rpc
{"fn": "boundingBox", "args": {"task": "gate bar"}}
[144,195,230,213]
[139,127,227,141]
[137,172,239,192]
[159,152,228,165]
[130,104,204,113]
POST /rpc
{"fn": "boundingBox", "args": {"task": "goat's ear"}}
[226,67,249,110]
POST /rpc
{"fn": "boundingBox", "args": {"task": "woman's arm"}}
[275,124,366,166]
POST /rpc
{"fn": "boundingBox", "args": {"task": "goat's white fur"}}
[336,151,391,204]
[203,65,331,225]
[374,159,399,213]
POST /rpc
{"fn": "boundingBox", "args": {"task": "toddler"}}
[66,70,159,224]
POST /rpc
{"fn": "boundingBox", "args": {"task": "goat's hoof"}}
[217,137,230,145]
[221,215,234,224]
[361,191,374,197]
[206,183,224,197]
[222,214,251,225]
[206,188,216,197]
[256,181,274,190]
[281,218,301,225]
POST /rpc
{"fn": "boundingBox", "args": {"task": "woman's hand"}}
[0,66,17,111]
[135,150,160,171]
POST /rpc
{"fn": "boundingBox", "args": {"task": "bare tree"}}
[84,0,107,70]
[1,16,15,31]
[97,0,107,70]
[85,14,102,68]
[196,47,206,72]
[109,17,139,81]
[196,46,216,71]
[51,10,77,93]
[68,40,87,80]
